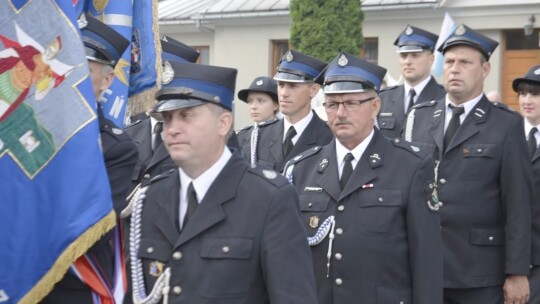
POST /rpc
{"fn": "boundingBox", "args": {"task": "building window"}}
[271,40,289,76]
[505,29,540,50]
[192,46,209,65]
[362,37,378,64]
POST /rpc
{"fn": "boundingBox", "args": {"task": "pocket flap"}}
[470,227,505,246]
[137,238,172,261]
[359,189,402,208]
[378,116,396,129]
[299,192,330,211]
[200,237,253,259]
[462,144,497,158]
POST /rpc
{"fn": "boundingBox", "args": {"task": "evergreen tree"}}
[290,0,364,62]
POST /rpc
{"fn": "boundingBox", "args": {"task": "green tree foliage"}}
[290,0,364,62]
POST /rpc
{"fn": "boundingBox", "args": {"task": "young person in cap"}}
[514,64,540,303]
[236,76,279,165]
[284,52,443,304]
[42,13,137,304]
[403,24,533,304]
[125,36,200,194]
[254,50,333,172]
[378,25,446,138]
[127,60,317,303]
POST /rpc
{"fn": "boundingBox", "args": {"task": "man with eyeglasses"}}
[284,52,443,304]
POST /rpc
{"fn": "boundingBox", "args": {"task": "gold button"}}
[172,286,182,295]
[336,228,343,235]
[222,246,230,253]
[337,205,345,211]
[146,247,154,254]
[172,251,182,260]
[335,253,342,260]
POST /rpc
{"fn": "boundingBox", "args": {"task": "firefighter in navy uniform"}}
[378,25,445,138]
[125,36,200,193]
[403,24,533,304]
[513,65,540,304]
[42,14,137,304]
[254,50,333,172]
[284,52,443,304]
[127,60,317,303]
[236,76,279,165]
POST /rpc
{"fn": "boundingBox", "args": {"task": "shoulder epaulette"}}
[142,169,176,187]
[390,138,426,159]
[287,146,323,167]
[124,119,144,129]
[380,85,399,93]
[247,167,288,187]
[257,118,279,128]
[237,125,254,133]
[490,101,516,113]
[411,99,438,110]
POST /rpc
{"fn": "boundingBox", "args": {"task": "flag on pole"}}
[78,0,159,127]
[0,0,115,303]
[431,12,457,77]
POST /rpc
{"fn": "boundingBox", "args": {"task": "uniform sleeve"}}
[103,138,139,213]
[260,183,318,304]
[406,155,444,304]
[501,116,532,275]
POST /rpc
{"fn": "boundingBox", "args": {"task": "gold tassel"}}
[18,211,117,304]
[127,0,162,119]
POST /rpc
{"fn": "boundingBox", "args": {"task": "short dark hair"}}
[518,82,540,95]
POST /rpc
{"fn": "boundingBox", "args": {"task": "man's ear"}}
[100,70,115,93]
[309,83,321,98]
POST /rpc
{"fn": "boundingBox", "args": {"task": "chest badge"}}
[309,216,320,229]
[149,261,164,277]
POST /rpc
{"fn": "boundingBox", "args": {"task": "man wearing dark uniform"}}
[125,36,199,194]
[253,50,333,172]
[127,60,317,303]
[403,24,533,304]
[284,52,443,304]
[513,65,540,304]
[378,25,445,138]
[42,14,137,304]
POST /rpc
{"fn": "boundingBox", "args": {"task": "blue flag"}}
[0,1,115,303]
[78,0,158,127]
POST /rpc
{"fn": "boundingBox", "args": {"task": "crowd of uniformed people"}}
[45,11,540,304]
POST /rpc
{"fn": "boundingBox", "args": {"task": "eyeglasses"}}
[322,96,375,112]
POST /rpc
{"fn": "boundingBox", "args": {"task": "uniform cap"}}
[394,25,438,53]
[316,52,387,94]
[438,24,499,60]
[79,13,129,67]
[161,36,199,63]
[237,76,278,103]
[273,50,326,83]
[512,65,540,92]
[151,61,237,120]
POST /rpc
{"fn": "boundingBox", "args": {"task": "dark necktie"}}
[340,153,354,190]
[528,127,538,158]
[184,182,198,227]
[153,122,163,153]
[283,126,297,158]
[407,88,416,111]
[444,105,465,151]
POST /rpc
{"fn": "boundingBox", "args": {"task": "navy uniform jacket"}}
[133,151,317,303]
[403,96,532,288]
[253,110,333,172]
[42,107,138,304]
[378,77,445,139]
[236,118,278,162]
[126,117,241,192]
[286,132,443,304]
[529,131,540,302]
